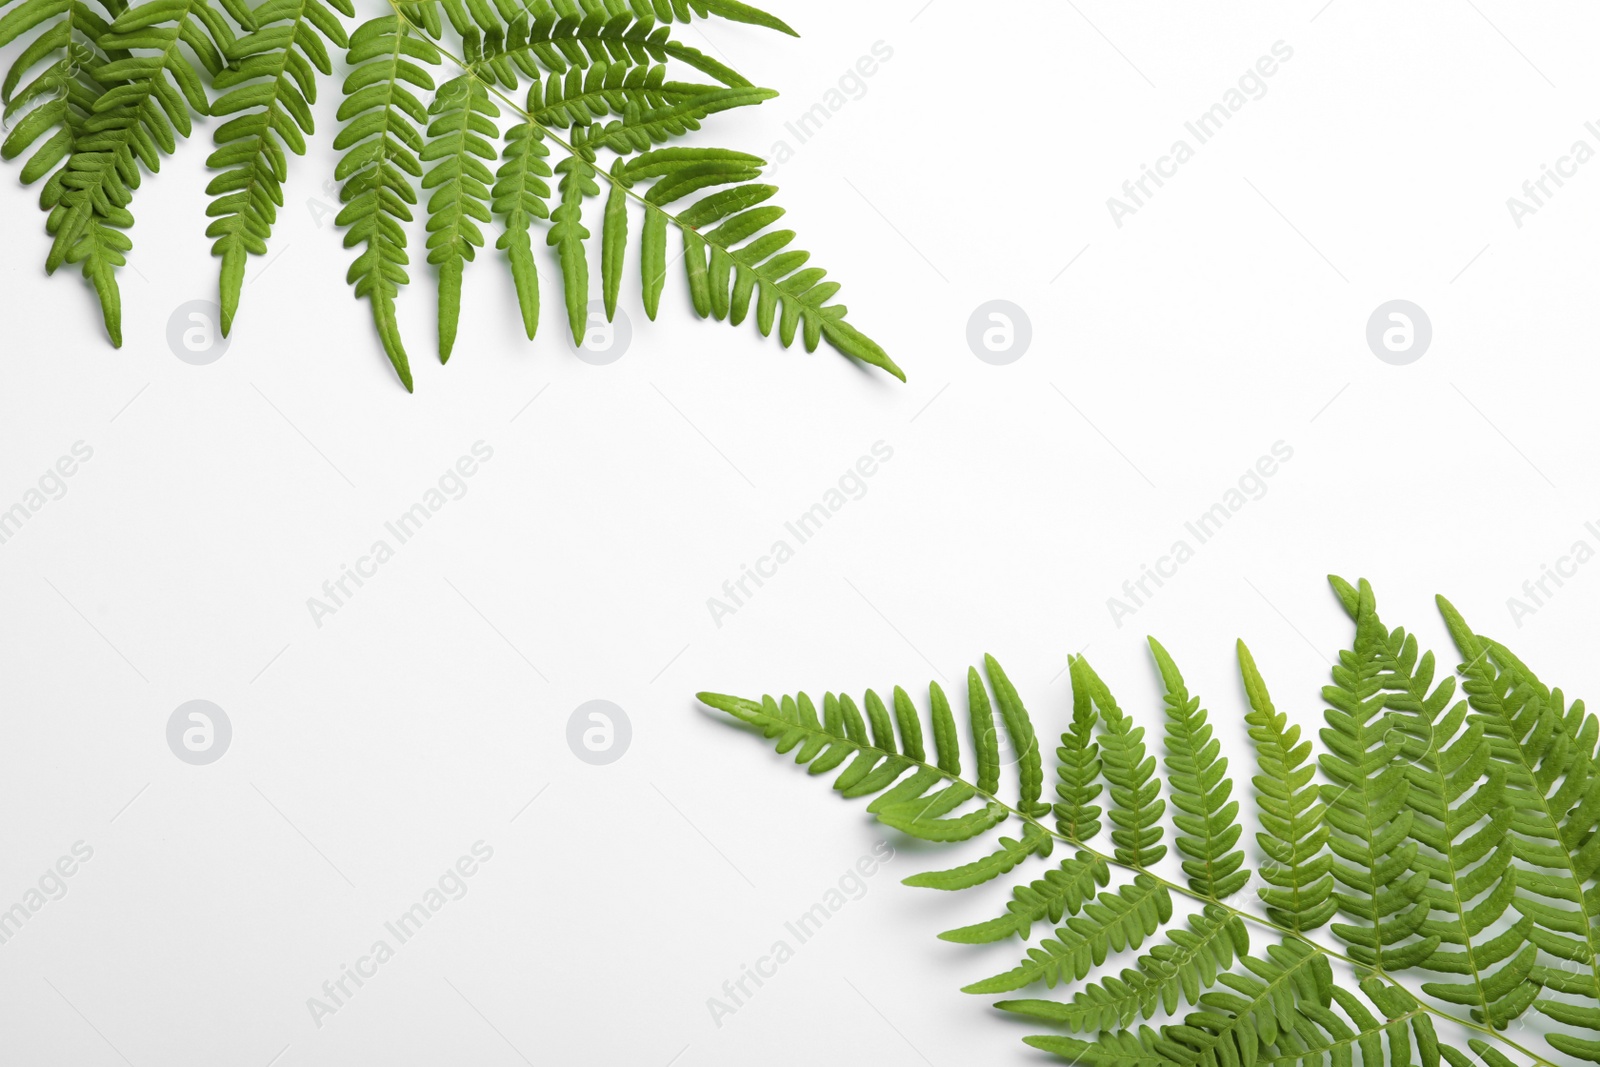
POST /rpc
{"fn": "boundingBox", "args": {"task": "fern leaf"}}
[2,0,898,387]
[985,654,1046,816]
[1150,637,1248,900]
[964,874,1170,994]
[546,152,597,342]
[422,73,499,360]
[206,0,352,334]
[620,147,904,379]
[877,797,1008,842]
[1037,974,1440,1067]
[997,905,1247,1032]
[1436,593,1600,1051]
[1331,576,1539,1030]
[696,686,973,822]
[599,156,627,317]
[938,852,1109,943]
[335,13,440,390]
[706,618,1578,1067]
[1055,655,1104,841]
[1320,581,1439,972]
[1239,639,1336,932]
[2,0,121,185]
[23,0,232,343]
[1028,938,1333,1067]
[902,823,1052,891]
[490,101,551,339]
[1075,656,1166,868]
[965,664,1000,796]
[1,0,124,337]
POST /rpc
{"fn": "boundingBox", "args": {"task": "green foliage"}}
[208,0,353,334]
[0,0,900,390]
[702,578,1600,1067]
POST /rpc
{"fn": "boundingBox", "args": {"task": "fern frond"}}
[902,822,1053,892]
[334,13,440,390]
[707,584,1594,1067]
[8,0,232,343]
[1074,655,1166,868]
[1,0,897,387]
[489,99,550,337]
[997,905,1247,1032]
[1055,656,1104,841]
[1320,580,1439,972]
[422,72,498,358]
[1150,637,1248,900]
[206,0,351,333]
[965,875,1170,995]
[1239,639,1336,933]
[1,0,122,189]
[1328,576,1538,1031]
[463,3,755,91]
[547,150,597,341]
[619,146,903,377]
[1,0,124,279]
[1436,594,1600,1059]
[1028,971,1442,1067]
[938,852,1109,944]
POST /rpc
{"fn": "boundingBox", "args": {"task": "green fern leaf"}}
[1320,580,1439,972]
[1436,593,1600,1056]
[206,0,352,334]
[965,664,1000,796]
[490,101,551,339]
[706,583,1598,1067]
[1,0,896,388]
[599,156,627,317]
[1,0,122,188]
[17,0,233,343]
[937,852,1108,944]
[334,13,441,390]
[997,905,1247,1032]
[1075,655,1166,868]
[546,151,597,342]
[965,875,1171,994]
[901,823,1053,891]
[1150,637,1248,900]
[422,73,499,360]
[1239,639,1337,932]
[1029,938,1336,1067]
[1054,657,1105,841]
[1329,577,1539,1031]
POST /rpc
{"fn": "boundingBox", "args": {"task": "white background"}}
[2,0,1598,1063]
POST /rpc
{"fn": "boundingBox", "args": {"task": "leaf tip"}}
[696,691,764,723]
